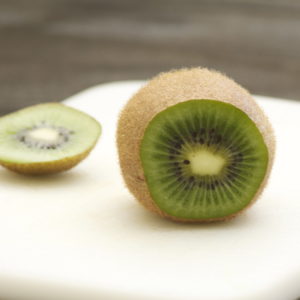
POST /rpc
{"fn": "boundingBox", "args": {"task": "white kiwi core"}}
[188,149,225,175]
[28,127,60,143]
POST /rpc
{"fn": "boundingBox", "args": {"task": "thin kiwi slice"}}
[117,68,275,222]
[0,103,101,175]
[140,100,268,220]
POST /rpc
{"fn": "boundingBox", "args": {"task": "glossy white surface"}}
[0,81,299,300]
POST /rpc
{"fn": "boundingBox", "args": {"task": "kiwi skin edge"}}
[117,67,276,223]
[0,148,95,176]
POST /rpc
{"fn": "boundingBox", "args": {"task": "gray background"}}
[1,0,300,115]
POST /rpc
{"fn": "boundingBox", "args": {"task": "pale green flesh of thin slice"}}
[0,104,101,163]
[140,100,269,220]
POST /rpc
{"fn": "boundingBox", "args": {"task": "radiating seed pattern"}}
[16,122,74,150]
[141,101,269,219]
[155,119,257,212]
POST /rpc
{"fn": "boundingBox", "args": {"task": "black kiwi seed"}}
[227,165,235,172]
[200,128,205,135]
[235,153,243,162]
[183,159,190,165]
[199,138,205,144]
[189,176,194,182]
[215,134,222,143]
[177,176,183,182]
[169,155,175,160]
[169,149,180,155]
[227,173,234,180]
[234,157,242,163]
[226,180,233,187]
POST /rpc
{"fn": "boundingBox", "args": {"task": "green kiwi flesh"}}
[0,103,101,175]
[140,100,269,220]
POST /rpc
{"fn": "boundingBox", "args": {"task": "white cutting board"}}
[0,81,299,300]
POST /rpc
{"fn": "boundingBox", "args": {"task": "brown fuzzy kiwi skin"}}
[0,146,95,176]
[117,67,276,223]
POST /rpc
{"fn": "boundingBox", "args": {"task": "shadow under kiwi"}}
[0,166,89,189]
[117,195,257,232]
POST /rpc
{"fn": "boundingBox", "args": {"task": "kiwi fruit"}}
[117,68,275,222]
[0,103,101,175]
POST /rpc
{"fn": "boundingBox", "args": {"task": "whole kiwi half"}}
[0,103,101,175]
[117,68,275,222]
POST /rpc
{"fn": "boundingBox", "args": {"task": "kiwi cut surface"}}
[117,68,275,222]
[141,100,268,220]
[0,103,101,175]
